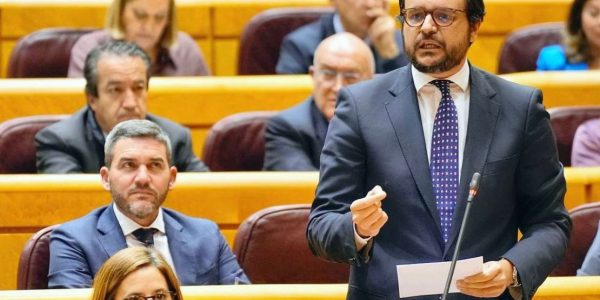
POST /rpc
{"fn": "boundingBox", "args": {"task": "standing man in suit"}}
[307,0,571,299]
[264,33,374,171]
[276,0,409,74]
[48,119,248,288]
[36,40,208,173]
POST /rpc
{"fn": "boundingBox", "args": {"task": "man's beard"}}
[112,187,167,219]
[405,31,471,74]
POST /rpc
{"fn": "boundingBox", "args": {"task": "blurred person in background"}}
[37,41,208,173]
[264,33,374,171]
[69,0,210,77]
[537,0,600,70]
[276,0,409,74]
[91,247,183,300]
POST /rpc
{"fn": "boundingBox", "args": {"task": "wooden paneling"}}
[1,277,600,298]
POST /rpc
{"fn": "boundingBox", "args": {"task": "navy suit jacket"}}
[263,98,325,171]
[276,13,409,74]
[307,65,571,299]
[48,205,248,288]
[35,107,209,173]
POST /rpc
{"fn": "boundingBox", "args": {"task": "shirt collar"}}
[411,59,470,92]
[113,203,166,236]
[333,13,344,33]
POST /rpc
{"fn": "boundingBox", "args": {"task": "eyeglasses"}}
[122,291,176,300]
[399,8,466,27]
[316,69,362,85]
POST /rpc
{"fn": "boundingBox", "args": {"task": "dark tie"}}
[429,80,459,244]
[131,228,158,247]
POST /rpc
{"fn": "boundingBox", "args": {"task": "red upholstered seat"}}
[8,28,94,78]
[202,111,276,171]
[552,203,600,276]
[17,224,60,289]
[237,7,333,75]
[233,204,349,283]
[497,22,564,74]
[548,106,600,167]
[0,115,68,173]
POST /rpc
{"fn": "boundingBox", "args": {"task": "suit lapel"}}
[97,206,128,258]
[164,211,196,284]
[385,67,441,235]
[445,67,500,255]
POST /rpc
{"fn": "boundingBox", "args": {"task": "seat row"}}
[1,105,599,174]
[0,0,575,76]
[6,16,564,78]
[14,201,600,289]
[0,169,599,289]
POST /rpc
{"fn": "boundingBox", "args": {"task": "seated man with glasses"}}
[264,33,374,171]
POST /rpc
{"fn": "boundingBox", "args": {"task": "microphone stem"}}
[441,197,474,300]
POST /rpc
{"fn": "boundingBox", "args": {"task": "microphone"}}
[441,172,481,300]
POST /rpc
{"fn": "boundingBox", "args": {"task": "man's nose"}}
[332,75,344,93]
[134,166,150,185]
[121,89,137,109]
[420,14,438,34]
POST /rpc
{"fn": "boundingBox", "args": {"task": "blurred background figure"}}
[537,0,600,70]
[264,33,374,171]
[68,0,210,77]
[572,118,600,166]
[91,247,183,300]
[37,41,208,173]
[276,0,408,74]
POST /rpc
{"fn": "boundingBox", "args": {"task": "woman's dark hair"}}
[565,0,591,63]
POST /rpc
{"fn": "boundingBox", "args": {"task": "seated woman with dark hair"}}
[91,247,183,300]
[68,0,210,77]
[537,0,600,70]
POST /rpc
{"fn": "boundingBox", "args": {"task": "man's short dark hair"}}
[104,119,173,168]
[83,40,152,98]
[399,0,485,25]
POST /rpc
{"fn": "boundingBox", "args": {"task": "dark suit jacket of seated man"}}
[276,3,410,75]
[36,107,207,173]
[265,33,375,171]
[48,119,249,288]
[35,40,208,174]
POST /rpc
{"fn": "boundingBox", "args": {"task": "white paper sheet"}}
[396,256,483,298]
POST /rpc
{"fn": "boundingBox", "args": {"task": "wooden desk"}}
[1,277,600,299]
[0,0,573,76]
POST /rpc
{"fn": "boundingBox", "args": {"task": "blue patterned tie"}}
[430,80,459,244]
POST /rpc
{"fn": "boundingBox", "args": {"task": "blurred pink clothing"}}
[68,30,210,77]
[572,118,600,166]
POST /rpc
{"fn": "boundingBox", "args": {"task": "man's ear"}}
[469,21,482,44]
[168,166,177,190]
[87,93,98,111]
[100,166,111,191]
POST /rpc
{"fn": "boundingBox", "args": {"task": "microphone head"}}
[469,172,481,192]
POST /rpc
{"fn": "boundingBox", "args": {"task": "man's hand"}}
[366,7,399,59]
[456,259,514,298]
[350,185,388,238]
